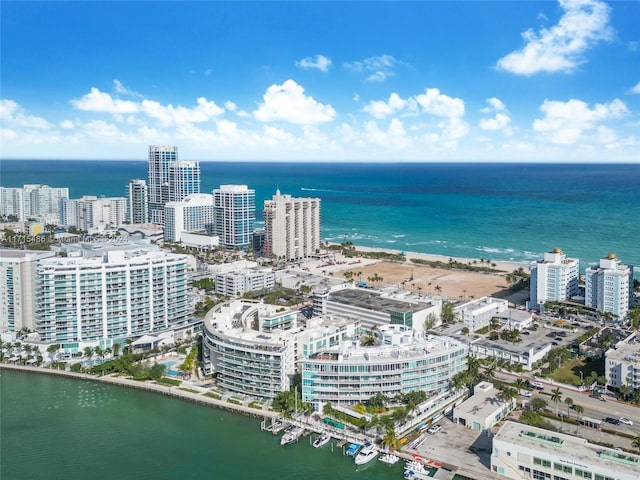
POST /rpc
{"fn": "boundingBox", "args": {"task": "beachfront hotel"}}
[263,189,321,261]
[300,325,468,411]
[585,254,634,321]
[491,420,639,480]
[0,250,55,333]
[529,248,579,309]
[34,249,192,345]
[212,185,255,250]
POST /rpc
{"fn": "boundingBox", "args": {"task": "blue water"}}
[1,160,638,273]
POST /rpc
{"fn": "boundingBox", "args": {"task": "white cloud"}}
[497,0,613,75]
[72,88,140,114]
[0,99,53,130]
[628,81,640,94]
[253,79,336,125]
[140,97,224,127]
[296,55,332,72]
[363,93,411,119]
[344,54,402,82]
[414,88,465,118]
[60,120,74,129]
[533,98,628,144]
[113,79,142,98]
[479,97,513,136]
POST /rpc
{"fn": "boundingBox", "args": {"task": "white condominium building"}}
[0,185,69,222]
[61,196,127,232]
[35,249,191,343]
[263,189,321,261]
[492,420,639,480]
[585,254,633,320]
[605,332,640,389]
[455,297,509,332]
[0,250,55,333]
[529,248,579,308]
[168,161,200,202]
[301,326,468,411]
[215,267,275,297]
[0,188,24,220]
[201,300,300,399]
[148,145,178,224]
[212,185,255,250]
[163,193,215,243]
[127,179,149,224]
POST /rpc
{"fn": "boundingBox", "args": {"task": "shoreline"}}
[0,363,279,419]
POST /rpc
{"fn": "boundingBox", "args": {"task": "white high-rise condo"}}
[529,248,579,308]
[263,189,321,261]
[61,196,127,232]
[585,253,633,320]
[163,193,215,242]
[35,250,192,343]
[0,185,69,223]
[126,179,149,224]
[147,145,178,224]
[213,185,255,250]
[168,161,200,202]
[0,250,55,333]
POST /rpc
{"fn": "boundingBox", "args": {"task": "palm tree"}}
[369,393,389,408]
[434,285,442,296]
[497,386,518,405]
[550,387,563,416]
[83,346,94,363]
[112,343,121,357]
[631,434,640,451]
[573,404,584,420]
[564,397,574,417]
[619,384,631,401]
[381,427,399,452]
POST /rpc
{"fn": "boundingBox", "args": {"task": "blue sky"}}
[1,1,639,162]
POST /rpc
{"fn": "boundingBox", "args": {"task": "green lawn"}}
[551,357,604,386]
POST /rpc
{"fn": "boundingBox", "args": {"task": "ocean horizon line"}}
[2,158,640,165]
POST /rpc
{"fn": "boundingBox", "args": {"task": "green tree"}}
[631,434,640,451]
[441,301,455,323]
[619,384,631,401]
[497,386,518,405]
[112,343,121,357]
[530,397,548,412]
[368,393,389,408]
[564,397,574,417]
[573,404,584,420]
[550,387,563,416]
[424,312,438,330]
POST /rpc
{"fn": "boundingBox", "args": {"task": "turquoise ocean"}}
[1,160,639,272]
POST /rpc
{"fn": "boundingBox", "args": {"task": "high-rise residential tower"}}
[585,253,633,320]
[212,185,255,250]
[529,248,579,308]
[126,179,149,224]
[61,196,127,231]
[148,145,178,224]
[168,161,200,202]
[263,189,321,261]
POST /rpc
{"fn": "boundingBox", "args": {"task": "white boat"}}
[313,433,331,448]
[378,453,400,465]
[280,426,304,446]
[354,442,378,465]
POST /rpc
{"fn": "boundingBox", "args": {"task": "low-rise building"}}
[492,420,639,480]
[215,266,275,297]
[605,332,640,389]
[453,381,515,432]
[455,297,509,332]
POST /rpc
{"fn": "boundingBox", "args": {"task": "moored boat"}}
[354,441,378,465]
[312,433,331,448]
[378,453,400,464]
[280,426,304,446]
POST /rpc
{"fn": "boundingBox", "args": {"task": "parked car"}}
[619,417,633,426]
[427,424,441,435]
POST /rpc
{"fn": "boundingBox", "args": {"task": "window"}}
[575,469,592,479]
[533,470,551,480]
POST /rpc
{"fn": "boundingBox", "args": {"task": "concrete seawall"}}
[0,363,280,419]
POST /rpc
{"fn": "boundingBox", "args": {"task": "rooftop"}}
[328,287,429,314]
[495,421,640,475]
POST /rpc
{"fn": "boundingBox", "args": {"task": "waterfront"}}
[2,161,639,271]
[0,369,405,480]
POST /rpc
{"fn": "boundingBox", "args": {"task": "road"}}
[494,370,640,437]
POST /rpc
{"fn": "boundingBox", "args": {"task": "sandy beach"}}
[316,244,529,303]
